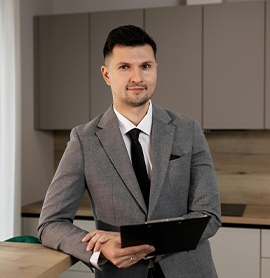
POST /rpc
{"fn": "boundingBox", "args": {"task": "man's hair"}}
[103,25,157,62]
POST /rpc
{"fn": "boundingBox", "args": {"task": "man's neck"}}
[113,101,150,126]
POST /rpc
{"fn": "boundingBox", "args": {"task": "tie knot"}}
[127,128,141,141]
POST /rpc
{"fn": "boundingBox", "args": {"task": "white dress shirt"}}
[90,101,153,269]
[114,101,153,178]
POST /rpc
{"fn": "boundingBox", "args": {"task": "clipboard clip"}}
[145,216,184,224]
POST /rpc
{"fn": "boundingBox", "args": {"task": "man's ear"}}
[101,66,111,86]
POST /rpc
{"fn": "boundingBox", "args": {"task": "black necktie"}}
[127,128,150,209]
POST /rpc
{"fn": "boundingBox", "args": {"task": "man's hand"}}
[82,230,119,252]
[101,235,155,268]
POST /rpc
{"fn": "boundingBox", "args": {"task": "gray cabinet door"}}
[203,2,265,129]
[210,227,260,278]
[145,6,202,125]
[266,1,270,129]
[90,10,143,119]
[35,14,89,130]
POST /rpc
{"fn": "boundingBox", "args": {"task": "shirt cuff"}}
[89,244,107,270]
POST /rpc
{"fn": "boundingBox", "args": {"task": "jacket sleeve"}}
[182,119,222,242]
[37,127,93,268]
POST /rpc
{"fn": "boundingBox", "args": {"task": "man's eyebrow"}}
[142,61,155,64]
[116,62,131,66]
[116,61,155,66]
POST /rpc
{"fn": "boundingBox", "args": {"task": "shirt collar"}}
[113,100,152,136]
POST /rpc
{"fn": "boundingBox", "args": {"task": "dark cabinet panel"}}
[35,14,89,130]
[89,10,144,119]
[145,6,202,125]
[266,1,270,129]
[203,2,264,129]
[35,2,268,130]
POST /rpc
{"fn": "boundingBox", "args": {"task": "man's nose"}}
[130,67,143,83]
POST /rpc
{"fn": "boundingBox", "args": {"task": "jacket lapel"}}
[96,106,147,214]
[148,104,175,218]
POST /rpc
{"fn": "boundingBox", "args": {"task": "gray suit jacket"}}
[38,103,221,278]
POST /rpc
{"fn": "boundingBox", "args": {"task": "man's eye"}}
[120,65,128,69]
[142,64,150,69]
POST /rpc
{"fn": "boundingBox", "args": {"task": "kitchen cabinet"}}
[261,229,270,277]
[203,2,265,129]
[35,10,143,129]
[34,14,90,130]
[89,10,144,119]
[266,1,270,129]
[34,1,269,130]
[262,259,270,278]
[209,227,260,278]
[262,229,270,258]
[22,216,40,238]
[145,6,202,125]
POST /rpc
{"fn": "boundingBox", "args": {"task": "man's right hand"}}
[101,235,155,268]
[82,230,119,252]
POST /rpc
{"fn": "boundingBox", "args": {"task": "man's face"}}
[101,44,157,110]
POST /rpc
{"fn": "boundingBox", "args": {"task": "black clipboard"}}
[120,216,210,256]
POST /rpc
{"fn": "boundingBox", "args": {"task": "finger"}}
[129,245,155,263]
[85,231,120,251]
[132,249,154,262]
[82,230,99,242]
[83,231,119,243]
[114,251,146,269]
[120,244,155,257]
[86,233,103,251]
[112,236,154,257]
[112,245,155,268]
[93,235,112,252]
[115,255,137,268]
[87,232,116,251]
[124,246,155,268]
[100,237,154,268]
[93,233,121,251]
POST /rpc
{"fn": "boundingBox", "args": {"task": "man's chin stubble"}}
[124,92,154,108]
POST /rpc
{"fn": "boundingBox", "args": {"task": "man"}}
[38,25,221,278]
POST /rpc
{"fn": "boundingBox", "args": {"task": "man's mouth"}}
[126,85,147,91]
